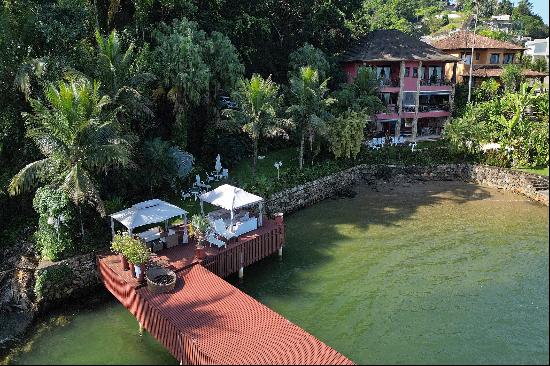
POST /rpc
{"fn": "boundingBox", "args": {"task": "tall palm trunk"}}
[309,129,314,166]
[299,131,305,170]
[79,205,85,240]
[253,138,259,176]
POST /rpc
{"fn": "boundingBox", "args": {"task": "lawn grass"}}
[515,166,549,176]
[231,147,299,186]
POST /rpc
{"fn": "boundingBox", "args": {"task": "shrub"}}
[32,187,77,261]
[34,264,73,301]
[123,238,151,265]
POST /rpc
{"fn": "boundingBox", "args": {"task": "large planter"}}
[195,246,206,260]
[274,212,284,225]
[134,263,146,282]
[146,267,177,294]
[120,255,130,271]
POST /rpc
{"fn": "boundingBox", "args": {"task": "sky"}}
[518,0,549,24]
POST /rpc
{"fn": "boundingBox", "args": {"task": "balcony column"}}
[451,61,457,84]
[411,60,422,141]
[395,61,405,139]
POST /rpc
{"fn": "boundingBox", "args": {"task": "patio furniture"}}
[212,219,237,240]
[206,232,226,249]
[221,169,228,180]
[199,184,265,232]
[193,175,211,190]
[232,217,258,236]
[206,173,216,183]
[110,199,188,244]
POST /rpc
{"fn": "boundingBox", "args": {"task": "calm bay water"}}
[6,182,549,364]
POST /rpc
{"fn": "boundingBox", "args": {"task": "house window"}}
[428,66,443,81]
[476,52,481,60]
[490,53,501,64]
[503,53,514,64]
[376,66,391,79]
[404,67,410,77]
[413,67,418,78]
[461,53,472,65]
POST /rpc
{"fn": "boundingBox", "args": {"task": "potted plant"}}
[111,232,131,271]
[190,214,210,260]
[123,238,151,282]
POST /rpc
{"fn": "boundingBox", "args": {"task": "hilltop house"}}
[430,30,547,85]
[524,37,549,63]
[341,29,459,140]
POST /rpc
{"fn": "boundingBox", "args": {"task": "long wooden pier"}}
[98,218,354,365]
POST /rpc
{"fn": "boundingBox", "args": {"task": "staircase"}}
[526,175,549,191]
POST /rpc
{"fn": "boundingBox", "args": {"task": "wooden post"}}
[395,61,406,139]
[238,252,244,279]
[412,60,422,141]
[139,321,144,336]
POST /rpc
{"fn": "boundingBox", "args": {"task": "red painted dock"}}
[98,219,354,365]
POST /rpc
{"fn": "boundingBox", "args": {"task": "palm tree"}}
[95,29,154,123]
[9,77,132,224]
[225,74,284,175]
[286,66,334,169]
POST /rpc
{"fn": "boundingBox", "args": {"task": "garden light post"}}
[274,161,282,180]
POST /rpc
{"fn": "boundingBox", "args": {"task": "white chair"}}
[213,219,236,240]
[221,169,228,180]
[206,172,216,183]
[206,232,226,249]
[410,142,417,152]
[181,191,192,200]
[193,174,211,190]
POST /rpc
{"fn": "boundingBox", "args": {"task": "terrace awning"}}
[110,199,188,235]
[199,184,263,211]
[199,184,264,227]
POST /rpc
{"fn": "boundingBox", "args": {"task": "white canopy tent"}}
[110,199,188,236]
[199,184,264,228]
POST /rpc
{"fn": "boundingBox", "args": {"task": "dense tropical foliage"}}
[445,81,549,168]
[0,0,548,261]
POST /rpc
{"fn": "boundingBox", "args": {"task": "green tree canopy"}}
[287,66,334,169]
[225,74,285,175]
[9,77,132,216]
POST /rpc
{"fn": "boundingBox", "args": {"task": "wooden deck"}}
[100,218,284,287]
[98,218,353,364]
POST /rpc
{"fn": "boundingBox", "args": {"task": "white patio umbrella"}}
[110,199,188,236]
[199,184,264,229]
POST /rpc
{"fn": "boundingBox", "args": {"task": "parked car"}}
[218,96,238,110]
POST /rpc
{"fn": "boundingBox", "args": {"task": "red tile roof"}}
[342,30,459,63]
[461,65,548,78]
[431,31,525,50]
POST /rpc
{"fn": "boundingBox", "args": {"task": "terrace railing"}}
[379,78,400,87]
[420,78,453,86]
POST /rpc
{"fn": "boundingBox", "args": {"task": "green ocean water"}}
[7,182,549,365]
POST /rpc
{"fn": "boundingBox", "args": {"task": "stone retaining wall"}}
[34,252,101,311]
[7,164,548,335]
[470,165,549,205]
[265,164,548,214]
